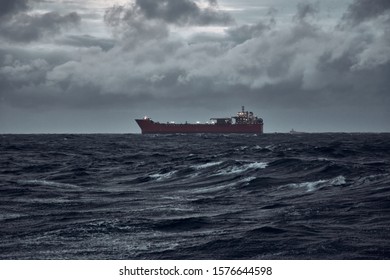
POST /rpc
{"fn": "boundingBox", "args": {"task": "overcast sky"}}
[0,0,389,133]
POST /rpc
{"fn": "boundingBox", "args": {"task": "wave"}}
[215,161,268,176]
[189,176,257,194]
[153,217,211,232]
[147,160,267,182]
[2,133,390,260]
[191,161,223,169]
[17,179,82,189]
[282,175,346,192]
[149,170,177,181]
[247,226,288,235]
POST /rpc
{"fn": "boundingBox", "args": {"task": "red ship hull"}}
[135,119,263,134]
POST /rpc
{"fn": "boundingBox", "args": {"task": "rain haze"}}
[0,0,389,133]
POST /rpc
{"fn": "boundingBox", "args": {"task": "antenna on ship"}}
[242,106,245,113]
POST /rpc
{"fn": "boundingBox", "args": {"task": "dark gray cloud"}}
[0,55,49,88]
[343,0,390,24]
[135,0,234,25]
[103,0,234,48]
[106,0,234,28]
[0,11,81,42]
[227,21,272,44]
[56,35,116,51]
[0,0,81,43]
[294,2,319,21]
[0,0,28,18]
[104,4,170,47]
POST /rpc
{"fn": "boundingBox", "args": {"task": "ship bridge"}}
[232,106,263,125]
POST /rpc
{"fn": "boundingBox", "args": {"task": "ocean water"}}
[0,133,389,260]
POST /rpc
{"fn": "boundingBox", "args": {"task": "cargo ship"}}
[135,106,263,134]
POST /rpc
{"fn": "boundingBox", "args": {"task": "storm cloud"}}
[0,12,81,42]
[133,0,234,25]
[294,2,319,21]
[0,0,28,18]
[0,0,80,42]
[104,0,234,47]
[0,0,389,133]
[343,0,390,24]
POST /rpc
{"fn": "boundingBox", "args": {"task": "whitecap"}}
[216,161,268,175]
[191,184,230,194]
[149,171,177,181]
[288,180,326,192]
[241,176,257,182]
[192,161,223,169]
[285,175,346,192]
[246,162,268,169]
[17,179,81,189]
[329,175,346,186]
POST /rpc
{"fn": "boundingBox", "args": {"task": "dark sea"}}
[1,133,389,260]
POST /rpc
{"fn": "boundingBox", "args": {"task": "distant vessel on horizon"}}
[289,129,306,134]
[135,106,263,134]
